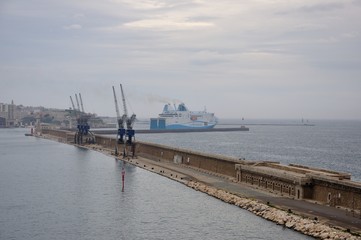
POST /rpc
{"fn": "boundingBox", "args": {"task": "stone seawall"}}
[43,129,361,220]
[187,181,360,240]
[132,138,360,212]
[133,139,361,213]
[134,141,242,178]
[40,129,361,239]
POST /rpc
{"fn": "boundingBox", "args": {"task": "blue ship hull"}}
[165,123,216,130]
[150,118,217,130]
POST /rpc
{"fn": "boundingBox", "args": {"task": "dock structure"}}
[235,162,357,204]
[43,129,360,212]
[111,84,136,156]
[69,93,95,144]
[91,126,249,135]
[40,129,361,234]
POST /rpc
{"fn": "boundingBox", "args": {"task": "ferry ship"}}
[150,103,217,130]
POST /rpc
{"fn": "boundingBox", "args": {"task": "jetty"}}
[91,126,249,135]
[37,129,361,239]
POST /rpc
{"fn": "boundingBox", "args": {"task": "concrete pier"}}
[91,126,249,135]
[40,129,361,239]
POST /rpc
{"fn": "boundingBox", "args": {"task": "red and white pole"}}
[121,164,125,192]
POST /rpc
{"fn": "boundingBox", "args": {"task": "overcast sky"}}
[1,0,360,119]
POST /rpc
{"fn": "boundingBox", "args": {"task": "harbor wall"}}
[42,128,74,142]
[235,162,320,199]
[134,141,240,178]
[42,128,70,138]
[94,135,118,150]
[311,176,361,210]
[43,129,361,212]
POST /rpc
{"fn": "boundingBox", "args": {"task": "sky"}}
[0,0,360,120]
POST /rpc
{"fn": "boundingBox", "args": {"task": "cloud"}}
[146,94,182,104]
[123,18,214,30]
[296,2,345,13]
[73,13,85,18]
[1,0,361,119]
[276,2,345,15]
[63,24,82,30]
[118,0,168,10]
[190,50,232,65]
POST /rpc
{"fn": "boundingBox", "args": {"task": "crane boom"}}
[79,93,85,113]
[120,84,128,117]
[75,94,81,111]
[126,113,136,129]
[112,86,121,128]
[70,96,76,110]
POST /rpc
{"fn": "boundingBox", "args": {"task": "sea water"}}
[0,128,312,240]
[136,119,361,181]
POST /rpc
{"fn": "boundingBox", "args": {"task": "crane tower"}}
[112,84,136,157]
[69,93,95,144]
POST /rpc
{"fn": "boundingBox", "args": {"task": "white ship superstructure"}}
[150,103,217,130]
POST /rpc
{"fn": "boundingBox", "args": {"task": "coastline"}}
[38,133,361,240]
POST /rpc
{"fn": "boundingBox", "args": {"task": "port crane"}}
[120,84,136,145]
[69,96,76,112]
[79,93,85,112]
[69,93,95,145]
[112,84,136,156]
[75,94,81,112]
[112,86,126,145]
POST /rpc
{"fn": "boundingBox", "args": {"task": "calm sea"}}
[0,128,312,240]
[136,119,361,182]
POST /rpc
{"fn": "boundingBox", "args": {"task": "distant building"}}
[0,101,105,128]
[0,101,15,127]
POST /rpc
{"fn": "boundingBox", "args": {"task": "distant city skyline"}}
[1,1,360,119]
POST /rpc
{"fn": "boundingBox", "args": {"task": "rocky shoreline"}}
[187,181,360,240]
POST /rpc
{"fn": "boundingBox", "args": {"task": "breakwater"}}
[132,136,361,214]
[40,129,361,239]
[187,181,359,240]
[91,126,249,134]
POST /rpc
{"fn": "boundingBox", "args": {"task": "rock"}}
[320,232,330,239]
[285,220,295,229]
[185,180,361,240]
